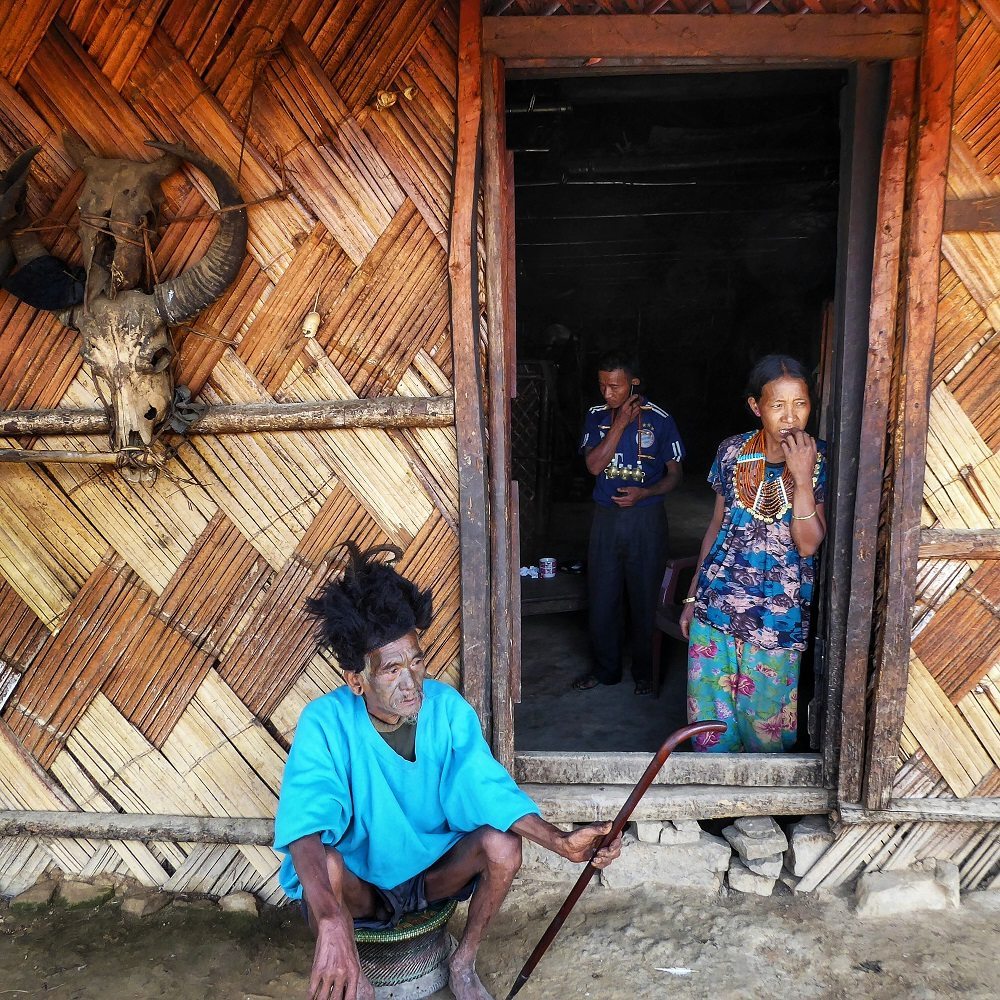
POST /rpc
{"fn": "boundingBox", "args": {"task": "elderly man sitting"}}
[274,544,621,1000]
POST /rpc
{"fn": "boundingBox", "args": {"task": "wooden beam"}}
[835,60,917,803]
[864,1,961,810]
[943,196,1000,232]
[451,0,491,734]
[918,527,1000,559]
[838,797,1000,824]
[515,752,824,788]
[522,783,834,824]
[483,51,515,769]
[0,810,273,845]
[484,15,924,68]
[0,448,119,465]
[0,396,455,437]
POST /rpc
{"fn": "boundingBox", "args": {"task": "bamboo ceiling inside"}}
[0,0,461,899]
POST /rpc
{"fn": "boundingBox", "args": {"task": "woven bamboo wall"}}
[0,0,462,899]
[798,0,1000,893]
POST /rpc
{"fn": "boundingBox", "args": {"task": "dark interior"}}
[509,70,846,752]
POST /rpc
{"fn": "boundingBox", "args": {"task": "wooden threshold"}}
[484,15,924,70]
[515,751,823,788]
[522,783,834,823]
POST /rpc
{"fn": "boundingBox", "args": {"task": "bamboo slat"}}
[38,397,219,594]
[268,652,346,745]
[0,0,61,83]
[0,0,466,901]
[957,662,1000,768]
[128,29,313,283]
[153,513,274,658]
[315,0,443,116]
[0,462,108,627]
[234,223,354,391]
[0,582,49,674]
[216,554,338,719]
[62,0,172,90]
[317,200,451,397]
[923,384,1000,529]
[903,653,994,795]
[278,343,435,541]
[913,562,1000,700]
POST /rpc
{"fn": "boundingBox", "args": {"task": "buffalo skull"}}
[1,139,247,464]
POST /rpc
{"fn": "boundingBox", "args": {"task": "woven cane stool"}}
[355,897,457,999]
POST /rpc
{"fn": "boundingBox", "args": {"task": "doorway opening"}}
[509,70,847,754]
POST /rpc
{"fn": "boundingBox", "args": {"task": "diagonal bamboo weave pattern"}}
[800,0,1000,892]
[0,0,460,899]
[0,0,989,902]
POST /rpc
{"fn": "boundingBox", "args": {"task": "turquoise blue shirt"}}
[273,680,540,898]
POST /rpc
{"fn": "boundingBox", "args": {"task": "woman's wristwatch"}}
[681,596,696,605]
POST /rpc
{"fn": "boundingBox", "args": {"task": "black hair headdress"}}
[307,542,433,673]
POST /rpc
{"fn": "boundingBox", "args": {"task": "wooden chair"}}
[652,556,698,697]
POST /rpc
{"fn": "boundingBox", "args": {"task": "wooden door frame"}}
[472,8,953,800]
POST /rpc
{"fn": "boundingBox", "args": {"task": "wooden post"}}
[0,810,273,845]
[451,0,491,735]
[483,51,516,768]
[864,1,961,810]
[834,59,917,802]
[820,62,893,781]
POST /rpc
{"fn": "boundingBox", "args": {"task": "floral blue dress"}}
[687,433,826,752]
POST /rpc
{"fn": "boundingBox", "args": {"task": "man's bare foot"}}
[356,972,376,1000]
[448,955,495,1000]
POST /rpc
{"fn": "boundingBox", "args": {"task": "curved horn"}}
[1,145,42,277]
[148,141,248,326]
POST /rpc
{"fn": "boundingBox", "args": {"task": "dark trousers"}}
[587,503,669,685]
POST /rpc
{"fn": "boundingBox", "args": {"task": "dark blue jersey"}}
[579,400,686,508]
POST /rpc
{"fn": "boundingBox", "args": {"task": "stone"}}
[743,853,783,879]
[634,821,665,844]
[787,815,834,877]
[854,866,961,918]
[172,897,217,911]
[57,881,114,908]
[933,860,961,908]
[219,891,259,916]
[727,859,776,896]
[722,818,787,861]
[600,832,730,893]
[659,820,702,846]
[780,871,801,892]
[121,890,172,919]
[11,880,58,910]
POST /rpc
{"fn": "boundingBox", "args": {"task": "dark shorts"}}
[301,871,478,931]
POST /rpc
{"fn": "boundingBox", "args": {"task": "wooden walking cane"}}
[504,719,726,1000]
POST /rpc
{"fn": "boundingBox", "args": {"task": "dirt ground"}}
[2,881,998,1000]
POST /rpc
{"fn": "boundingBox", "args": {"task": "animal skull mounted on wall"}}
[0,139,248,471]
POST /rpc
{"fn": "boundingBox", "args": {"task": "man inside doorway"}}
[573,350,685,696]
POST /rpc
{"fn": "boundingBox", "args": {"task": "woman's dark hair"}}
[743,354,812,402]
[596,348,639,382]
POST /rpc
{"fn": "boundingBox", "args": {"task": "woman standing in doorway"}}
[679,355,827,752]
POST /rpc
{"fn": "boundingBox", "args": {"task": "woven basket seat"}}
[355,898,457,998]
